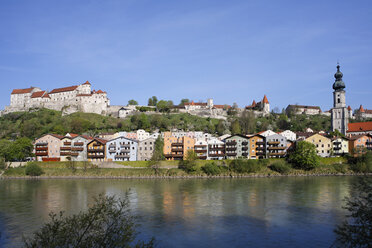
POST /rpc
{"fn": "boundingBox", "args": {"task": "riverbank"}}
[1,157,370,179]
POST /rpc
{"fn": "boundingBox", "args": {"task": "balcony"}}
[256,151,265,155]
[242,141,248,145]
[198,155,207,160]
[63,142,71,146]
[195,149,207,153]
[208,146,225,151]
[242,152,249,156]
[209,153,224,157]
[226,152,237,156]
[115,155,130,159]
[256,141,265,145]
[333,147,341,151]
[172,143,183,146]
[267,146,286,150]
[226,141,237,145]
[87,154,105,159]
[120,144,130,148]
[194,145,207,148]
[36,142,48,146]
[70,152,79,156]
[60,152,71,156]
[267,141,280,145]
[73,142,84,146]
[171,148,183,152]
[173,154,184,158]
[242,147,248,151]
[333,141,341,145]
[88,148,104,152]
[269,152,286,156]
[35,151,48,156]
[35,147,48,151]
[71,147,84,151]
[60,147,71,151]
[226,147,236,151]
[256,147,265,150]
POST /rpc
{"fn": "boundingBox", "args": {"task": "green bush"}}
[230,159,262,174]
[202,162,221,175]
[269,161,291,174]
[0,157,5,170]
[25,162,44,176]
[348,151,372,173]
[288,141,320,170]
[332,163,349,173]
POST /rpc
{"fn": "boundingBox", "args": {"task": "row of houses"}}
[34,122,372,162]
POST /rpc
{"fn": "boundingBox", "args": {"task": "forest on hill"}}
[0,108,331,140]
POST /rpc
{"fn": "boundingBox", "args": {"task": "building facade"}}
[34,134,63,161]
[163,136,195,160]
[332,137,349,156]
[247,134,266,159]
[137,137,156,161]
[265,134,288,158]
[106,137,138,161]
[305,133,332,157]
[87,138,107,161]
[224,135,250,159]
[331,64,349,135]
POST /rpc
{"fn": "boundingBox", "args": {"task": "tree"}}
[179,99,190,106]
[239,110,256,134]
[179,150,198,173]
[216,120,225,136]
[148,96,158,106]
[334,177,372,247]
[128,99,138,105]
[156,100,173,113]
[148,137,165,174]
[288,141,320,170]
[24,194,155,248]
[231,120,241,135]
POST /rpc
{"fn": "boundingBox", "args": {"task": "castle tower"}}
[331,64,348,135]
[262,95,270,114]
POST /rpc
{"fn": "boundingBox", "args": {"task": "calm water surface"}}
[0,177,357,247]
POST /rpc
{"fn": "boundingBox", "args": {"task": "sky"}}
[0,0,371,112]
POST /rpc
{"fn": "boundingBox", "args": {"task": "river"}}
[0,176,357,247]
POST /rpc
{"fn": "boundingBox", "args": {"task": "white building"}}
[279,130,297,141]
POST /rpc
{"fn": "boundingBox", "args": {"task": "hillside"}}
[0,108,331,140]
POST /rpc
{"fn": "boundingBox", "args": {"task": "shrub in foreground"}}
[24,194,155,248]
[230,159,262,174]
[348,151,372,173]
[269,161,291,174]
[288,141,320,170]
[25,162,44,176]
[202,162,222,175]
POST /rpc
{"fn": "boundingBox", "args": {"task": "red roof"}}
[76,94,92,97]
[31,91,50,98]
[359,105,365,113]
[347,122,372,133]
[214,104,231,109]
[83,81,91,85]
[262,95,269,104]
[252,100,256,106]
[184,101,207,106]
[347,106,352,111]
[50,134,64,139]
[49,85,78,94]
[11,87,35,94]
[96,90,104,94]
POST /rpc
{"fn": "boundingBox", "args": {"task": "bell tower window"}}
[337,98,340,103]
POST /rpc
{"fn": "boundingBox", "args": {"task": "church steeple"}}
[333,64,346,91]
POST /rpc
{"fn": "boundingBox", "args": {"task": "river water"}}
[0,176,357,247]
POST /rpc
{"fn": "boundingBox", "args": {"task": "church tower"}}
[331,64,348,135]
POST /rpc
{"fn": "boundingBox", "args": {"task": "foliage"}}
[348,151,372,173]
[25,162,44,176]
[202,162,222,175]
[23,194,155,248]
[0,157,5,170]
[179,150,198,173]
[231,120,241,135]
[288,141,320,170]
[156,100,174,113]
[0,138,33,161]
[269,160,291,174]
[239,110,256,135]
[136,106,156,112]
[334,177,372,247]
[179,99,190,106]
[128,99,138,105]
[229,159,262,173]
[147,96,158,106]
[148,137,165,174]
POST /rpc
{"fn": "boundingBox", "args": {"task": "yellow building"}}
[305,133,332,157]
[163,136,195,160]
[87,138,107,161]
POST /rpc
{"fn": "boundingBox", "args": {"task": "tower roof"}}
[83,81,91,85]
[359,105,365,113]
[347,105,352,111]
[333,64,346,91]
[262,95,269,104]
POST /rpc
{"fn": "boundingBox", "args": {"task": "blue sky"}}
[0,0,371,112]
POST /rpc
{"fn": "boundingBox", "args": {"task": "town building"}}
[163,136,195,160]
[305,133,332,157]
[34,134,64,161]
[224,135,250,159]
[331,64,349,135]
[207,138,225,160]
[70,135,92,161]
[194,139,208,160]
[136,129,150,141]
[285,105,322,116]
[87,138,107,162]
[247,134,266,159]
[59,136,74,161]
[279,130,297,141]
[354,105,372,120]
[106,137,138,161]
[346,122,372,136]
[4,81,110,115]
[137,137,156,161]
[332,136,349,156]
[348,134,372,156]
[265,134,288,158]
[259,130,277,137]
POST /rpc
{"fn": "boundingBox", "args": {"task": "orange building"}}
[87,138,107,161]
[163,136,195,160]
[247,134,266,159]
[348,134,372,156]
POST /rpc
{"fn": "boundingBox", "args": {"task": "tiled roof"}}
[348,134,371,141]
[288,104,321,110]
[31,91,50,98]
[347,122,372,132]
[359,105,365,113]
[50,134,64,139]
[214,104,231,109]
[184,101,207,106]
[347,106,352,111]
[96,90,104,93]
[11,87,35,94]
[83,81,91,85]
[49,85,78,94]
[262,95,269,104]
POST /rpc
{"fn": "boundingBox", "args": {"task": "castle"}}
[3,81,110,115]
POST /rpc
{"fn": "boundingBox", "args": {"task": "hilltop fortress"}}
[3,81,110,115]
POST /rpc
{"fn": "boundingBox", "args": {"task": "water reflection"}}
[0,177,356,247]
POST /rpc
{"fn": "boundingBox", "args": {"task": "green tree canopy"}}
[179,99,190,106]
[288,141,320,170]
[128,99,138,105]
